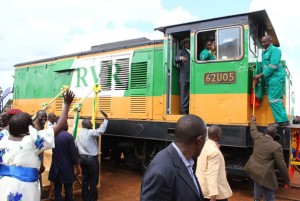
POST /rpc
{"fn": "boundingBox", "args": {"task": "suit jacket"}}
[196,139,232,199]
[48,130,78,183]
[140,144,203,201]
[175,49,190,83]
[244,121,290,190]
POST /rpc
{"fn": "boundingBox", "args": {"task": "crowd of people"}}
[0,91,75,200]
[0,34,294,201]
[140,114,290,201]
[0,91,109,201]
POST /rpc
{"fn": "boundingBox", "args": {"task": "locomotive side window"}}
[249,21,258,58]
[218,27,242,60]
[196,26,243,62]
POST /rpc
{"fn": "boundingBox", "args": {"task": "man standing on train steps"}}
[253,35,289,126]
[175,37,190,115]
[244,116,290,201]
[75,111,108,201]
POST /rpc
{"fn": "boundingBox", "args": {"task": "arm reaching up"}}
[101,110,108,120]
[53,91,75,135]
[250,116,261,139]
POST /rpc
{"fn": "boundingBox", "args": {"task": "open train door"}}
[164,31,190,116]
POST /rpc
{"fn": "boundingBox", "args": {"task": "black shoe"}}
[270,121,290,127]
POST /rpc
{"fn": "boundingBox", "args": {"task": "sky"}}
[0,0,299,115]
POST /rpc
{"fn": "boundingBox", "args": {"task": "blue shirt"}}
[172,142,200,193]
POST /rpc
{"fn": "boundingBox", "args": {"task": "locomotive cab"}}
[156,10,292,175]
[157,10,291,127]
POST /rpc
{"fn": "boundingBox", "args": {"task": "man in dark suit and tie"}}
[49,121,79,201]
[175,37,190,115]
[140,114,207,201]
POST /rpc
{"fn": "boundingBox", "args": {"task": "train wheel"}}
[295,165,300,173]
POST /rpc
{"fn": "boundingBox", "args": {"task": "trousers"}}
[180,82,190,114]
[79,155,99,201]
[268,83,288,123]
[54,182,73,201]
[254,181,275,201]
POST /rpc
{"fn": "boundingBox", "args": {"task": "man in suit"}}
[175,37,190,115]
[196,125,232,201]
[244,116,290,201]
[48,121,79,201]
[140,114,207,201]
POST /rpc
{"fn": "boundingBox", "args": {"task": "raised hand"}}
[53,90,75,136]
[64,90,75,105]
[101,110,108,119]
[211,41,215,50]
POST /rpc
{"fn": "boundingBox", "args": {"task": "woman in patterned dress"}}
[0,91,75,200]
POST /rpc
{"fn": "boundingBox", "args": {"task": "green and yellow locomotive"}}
[13,10,297,176]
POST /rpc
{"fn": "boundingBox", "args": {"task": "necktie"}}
[189,167,200,194]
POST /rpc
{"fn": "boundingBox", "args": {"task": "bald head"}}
[174,115,207,159]
[82,118,92,129]
[264,125,277,139]
[34,110,47,130]
[175,114,207,144]
[262,35,272,42]
[261,35,272,49]
[48,113,56,124]
[36,110,46,117]
[208,125,221,141]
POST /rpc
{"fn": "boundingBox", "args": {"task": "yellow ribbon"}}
[93,84,102,93]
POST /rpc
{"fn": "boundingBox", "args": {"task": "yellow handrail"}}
[32,85,69,120]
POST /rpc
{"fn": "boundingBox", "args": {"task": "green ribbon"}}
[72,103,82,139]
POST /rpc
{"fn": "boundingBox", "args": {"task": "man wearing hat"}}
[175,37,190,115]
